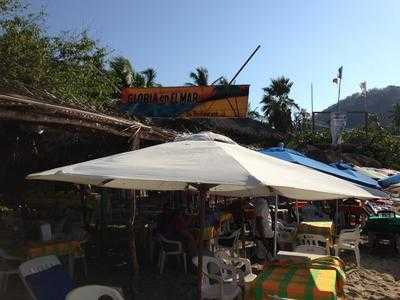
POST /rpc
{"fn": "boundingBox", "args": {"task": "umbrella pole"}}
[197,185,209,300]
[129,190,139,276]
[274,194,278,256]
[241,198,246,257]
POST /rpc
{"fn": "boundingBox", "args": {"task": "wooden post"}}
[129,190,140,276]
[241,198,246,257]
[197,185,209,300]
[273,194,278,256]
[295,199,300,224]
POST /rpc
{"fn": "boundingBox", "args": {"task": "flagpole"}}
[337,78,341,112]
[311,83,314,114]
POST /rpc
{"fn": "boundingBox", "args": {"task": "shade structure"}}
[28,140,380,200]
[330,162,381,189]
[260,147,381,189]
[379,173,400,189]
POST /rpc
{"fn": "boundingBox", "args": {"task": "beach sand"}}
[3,244,399,299]
[342,245,400,300]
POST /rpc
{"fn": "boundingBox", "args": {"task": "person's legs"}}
[260,237,274,262]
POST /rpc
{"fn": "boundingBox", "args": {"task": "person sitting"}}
[169,209,197,254]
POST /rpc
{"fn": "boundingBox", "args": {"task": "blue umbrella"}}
[259,147,381,189]
[378,173,400,189]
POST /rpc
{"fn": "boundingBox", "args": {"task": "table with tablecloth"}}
[11,240,83,276]
[245,256,346,300]
[297,221,335,245]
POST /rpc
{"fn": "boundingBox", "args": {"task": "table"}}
[297,221,335,244]
[22,240,83,276]
[276,251,328,263]
[245,256,346,300]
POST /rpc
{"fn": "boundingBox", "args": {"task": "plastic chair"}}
[295,234,330,255]
[215,250,257,284]
[0,248,22,292]
[19,255,75,300]
[334,227,361,267]
[276,222,296,243]
[192,256,241,300]
[40,223,52,242]
[217,229,241,257]
[158,234,187,274]
[66,285,124,300]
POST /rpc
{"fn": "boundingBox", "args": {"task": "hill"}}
[320,85,400,128]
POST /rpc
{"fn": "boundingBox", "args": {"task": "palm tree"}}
[390,103,400,134]
[109,56,134,90]
[218,76,229,86]
[186,67,209,86]
[260,76,299,132]
[141,68,160,87]
[247,103,263,121]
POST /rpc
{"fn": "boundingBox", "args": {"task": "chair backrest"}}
[276,222,296,242]
[66,285,124,300]
[297,234,327,247]
[338,227,360,245]
[158,234,181,253]
[40,223,52,242]
[19,255,75,300]
[296,234,329,254]
[192,256,224,288]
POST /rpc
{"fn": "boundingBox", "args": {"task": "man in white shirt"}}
[253,197,274,261]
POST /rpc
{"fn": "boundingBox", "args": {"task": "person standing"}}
[253,197,274,262]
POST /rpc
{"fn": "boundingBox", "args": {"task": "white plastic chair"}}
[19,255,74,300]
[215,250,257,284]
[158,234,187,274]
[334,227,361,267]
[66,285,124,300]
[40,223,52,242]
[217,229,241,257]
[193,256,241,300]
[276,222,297,244]
[295,234,330,255]
[0,248,22,292]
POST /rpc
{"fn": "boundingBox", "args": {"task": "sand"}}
[343,245,400,300]
[4,244,400,300]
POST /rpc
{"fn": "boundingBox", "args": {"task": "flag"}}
[337,66,343,79]
[333,78,338,84]
[360,81,367,96]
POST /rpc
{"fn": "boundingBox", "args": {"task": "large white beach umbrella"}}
[28,140,380,200]
[27,139,381,299]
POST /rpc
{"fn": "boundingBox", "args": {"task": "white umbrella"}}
[28,140,380,200]
[27,139,380,299]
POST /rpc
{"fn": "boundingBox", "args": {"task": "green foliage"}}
[186,66,209,86]
[260,76,299,133]
[293,109,311,132]
[288,122,400,169]
[109,56,134,91]
[390,103,400,133]
[141,68,160,87]
[0,0,161,110]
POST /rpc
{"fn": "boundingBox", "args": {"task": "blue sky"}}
[31,0,400,112]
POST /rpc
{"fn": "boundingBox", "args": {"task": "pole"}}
[241,198,246,258]
[337,78,342,112]
[311,83,314,115]
[295,199,300,224]
[129,190,139,276]
[197,186,208,300]
[229,45,261,85]
[274,194,278,256]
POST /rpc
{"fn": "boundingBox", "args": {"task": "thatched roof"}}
[0,93,176,142]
